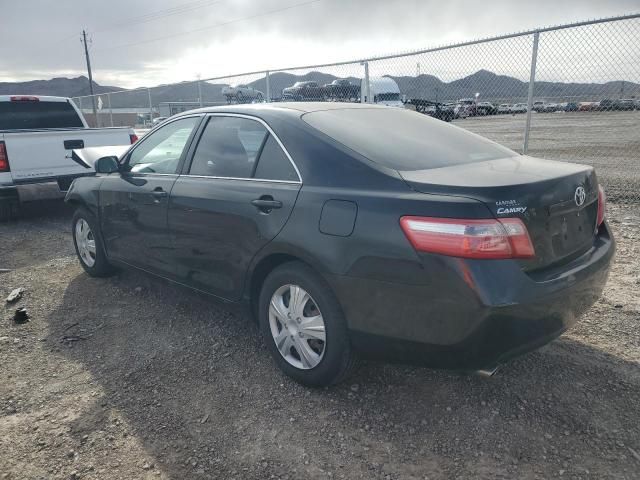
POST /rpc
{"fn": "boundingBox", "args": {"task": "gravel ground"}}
[0,200,638,480]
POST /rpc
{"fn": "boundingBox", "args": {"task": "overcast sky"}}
[1,0,638,88]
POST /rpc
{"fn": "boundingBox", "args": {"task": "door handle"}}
[64,139,85,150]
[251,197,282,212]
[151,187,168,202]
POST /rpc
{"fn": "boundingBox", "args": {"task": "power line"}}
[48,0,222,45]
[93,0,223,33]
[94,0,322,52]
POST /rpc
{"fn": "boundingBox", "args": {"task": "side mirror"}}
[95,156,120,174]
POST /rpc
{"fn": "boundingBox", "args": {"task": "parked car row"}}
[222,84,264,103]
[281,80,362,102]
[488,98,640,115]
[221,79,640,115]
[222,80,363,104]
[408,100,456,122]
[594,98,637,111]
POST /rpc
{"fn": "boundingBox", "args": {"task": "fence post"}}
[198,80,203,108]
[265,71,271,102]
[108,93,114,127]
[96,97,102,128]
[523,31,540,155]
[147,88,153,126]
[361,61,370,103]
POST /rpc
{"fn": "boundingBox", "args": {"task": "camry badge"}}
[574,186,586,207]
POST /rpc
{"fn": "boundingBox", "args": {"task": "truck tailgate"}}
[2,128,132,182]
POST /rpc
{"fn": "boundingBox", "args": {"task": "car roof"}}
[175,101,391,116]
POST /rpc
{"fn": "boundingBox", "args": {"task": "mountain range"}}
[1,70,638,107]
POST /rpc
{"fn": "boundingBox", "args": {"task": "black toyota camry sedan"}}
[65,102,614,386]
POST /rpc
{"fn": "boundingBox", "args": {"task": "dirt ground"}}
[0,201,639,480]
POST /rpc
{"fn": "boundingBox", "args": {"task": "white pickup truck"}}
[0,95,137,221]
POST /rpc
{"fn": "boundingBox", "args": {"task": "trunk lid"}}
[400,156,599,271]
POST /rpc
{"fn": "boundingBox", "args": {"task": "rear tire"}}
[259,262,356,387]
[0,200,18,222]
[72,207,116,277]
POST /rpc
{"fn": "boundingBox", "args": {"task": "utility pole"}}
[81,30,98,125]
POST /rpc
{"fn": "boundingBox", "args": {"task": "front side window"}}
[189,116,268,178]
[127,117,199,174]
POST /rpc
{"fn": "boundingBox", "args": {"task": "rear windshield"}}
[302,108,516,171]
[0,101,84,130]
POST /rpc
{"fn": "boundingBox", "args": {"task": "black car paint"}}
[65,103,614,371]
[168,176,301,300]
[401,156,600,271]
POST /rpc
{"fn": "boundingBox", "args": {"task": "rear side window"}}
[0,101,84,129]
[302,108,515,171]
[253,135,299,181]
[189,116,268,178]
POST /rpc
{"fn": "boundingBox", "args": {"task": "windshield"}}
[0,100,83,130]
[302,107,516,171]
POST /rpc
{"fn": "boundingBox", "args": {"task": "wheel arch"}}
[65,194,98,217]
[245,250,327,323]
[64,177,102,217]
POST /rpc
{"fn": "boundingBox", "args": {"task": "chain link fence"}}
[74,14,640,208]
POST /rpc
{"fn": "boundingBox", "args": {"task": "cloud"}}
[1,0,638,88]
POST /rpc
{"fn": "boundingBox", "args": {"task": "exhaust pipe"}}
[476,365,499,378]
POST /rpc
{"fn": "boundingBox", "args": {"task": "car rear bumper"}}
[0,185,19,202]
[14,181,66,202]
[5,174,93,203]
[328,224,615,371]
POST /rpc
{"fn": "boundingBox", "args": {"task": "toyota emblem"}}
[574,186,586,206]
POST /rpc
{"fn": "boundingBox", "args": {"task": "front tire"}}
[72,208,115,277]
[259,262,356,387]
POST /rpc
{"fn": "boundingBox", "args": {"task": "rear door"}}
[168,114,301,300]
[99,115,201,276]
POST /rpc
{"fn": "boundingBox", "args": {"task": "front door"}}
[99,116,201,276]
[168,115,302,300]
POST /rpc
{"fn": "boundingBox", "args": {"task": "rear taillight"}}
[597,185,606,227]
[0,142,9,172]
[400,216,535,259]
[10,95,39,102]
[129,134,139,144]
